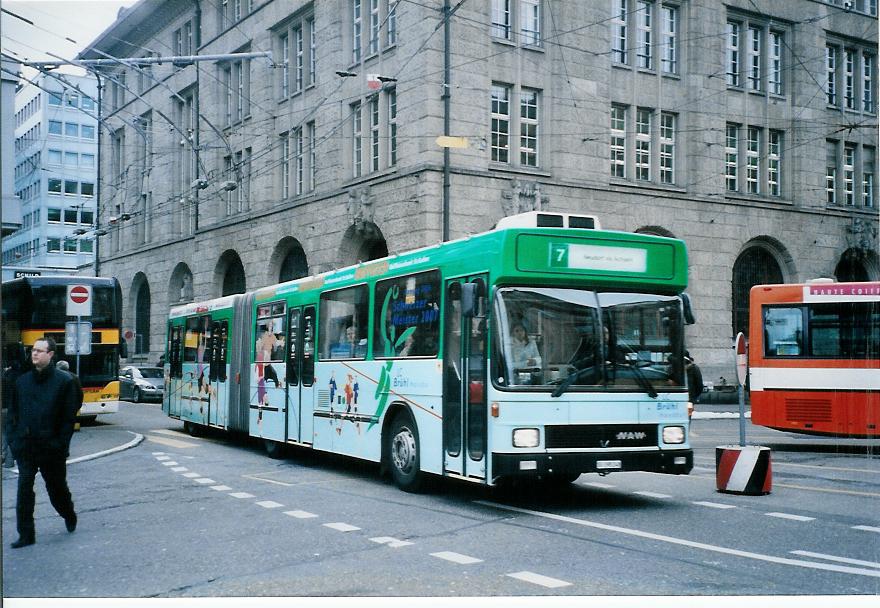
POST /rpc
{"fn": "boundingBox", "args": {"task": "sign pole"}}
[76,314,82,374]
[734,332,748,447]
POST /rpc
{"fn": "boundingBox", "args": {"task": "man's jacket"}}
[5,364,79,458]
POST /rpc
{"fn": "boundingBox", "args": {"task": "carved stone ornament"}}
[501,178,548,217]
[846,217,879,255]
[347,187,377,236]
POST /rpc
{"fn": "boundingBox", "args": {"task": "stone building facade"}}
[81,0,878,382]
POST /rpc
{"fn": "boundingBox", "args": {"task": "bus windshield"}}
[495,287,685,392]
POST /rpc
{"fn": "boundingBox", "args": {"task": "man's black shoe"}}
[65,513,77,533]
[11,537,35,549]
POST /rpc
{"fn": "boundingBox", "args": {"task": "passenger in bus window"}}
[332,326,366,358]
[510,323,541,370]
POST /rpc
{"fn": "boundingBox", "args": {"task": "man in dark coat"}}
[5,337,80,548]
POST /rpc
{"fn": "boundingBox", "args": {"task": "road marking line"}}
[693,457,880,476]
[194,478,216,484]
[284,510,318,519]
[430,551,482,565]
[370,536,414,548]
[791,550,880,569]
[210,485,232,491]
[151,451,166,455]
[229,492,255,499]
[583,482,615,489]
[256,500,284,509]
[161,461,179,466]
[766,512,816,522]
[773,483,880,498]
[242,474,295,487]
[156,456,171,461]
[170,467,188,472]
[693,501,737,509]
[323,522,360,532]
[853,525,880,533]
[181,472,201,478]
[506,571,572,588]
[475,500,880,578]
[633,491,672,499]
[145,435,199,449]
[150,429,193,437]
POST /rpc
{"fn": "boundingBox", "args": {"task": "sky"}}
[2,0,137,78]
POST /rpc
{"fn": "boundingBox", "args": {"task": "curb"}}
[9,432,145,475]
[693,411,751,420]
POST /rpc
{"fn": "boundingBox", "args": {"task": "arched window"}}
[835,251,870,282]
[135,281,151,354]
[279,248,308,283]
[222,258,246,296]
[731,247,783,339]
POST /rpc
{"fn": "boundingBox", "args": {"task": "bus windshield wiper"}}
[612,359,659,399]
[551,365,597,398]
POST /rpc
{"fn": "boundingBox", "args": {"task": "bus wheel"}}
[388,413,422,492]
[264,439,285,459]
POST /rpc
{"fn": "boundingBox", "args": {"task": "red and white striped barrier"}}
[715,445,772,495]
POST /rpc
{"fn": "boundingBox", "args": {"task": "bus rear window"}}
[763,307,803,356]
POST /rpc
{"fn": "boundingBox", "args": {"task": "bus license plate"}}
[596,460,622,470]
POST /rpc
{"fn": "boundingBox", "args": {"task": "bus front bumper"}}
[492,449,693,480]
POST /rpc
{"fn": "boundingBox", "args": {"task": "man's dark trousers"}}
[15,447,75,539]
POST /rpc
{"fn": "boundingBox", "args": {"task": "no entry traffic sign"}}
[66,284,93,317]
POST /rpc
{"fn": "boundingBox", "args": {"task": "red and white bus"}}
[748,279,879,437]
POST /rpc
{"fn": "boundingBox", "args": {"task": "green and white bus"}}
[164,212,695,491]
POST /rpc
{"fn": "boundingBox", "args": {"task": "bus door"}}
[442,276,488,482]
[208,320,230,428]
[252,302,287,443]
[285,306,316,444]
[166,322,183,418]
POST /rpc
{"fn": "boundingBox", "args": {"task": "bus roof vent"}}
[806,278,835,284]
[495,211,601,230]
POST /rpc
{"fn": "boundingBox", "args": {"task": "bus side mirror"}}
[681,293,696,325]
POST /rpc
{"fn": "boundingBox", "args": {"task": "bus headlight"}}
[512,428,540,448]
[662,426,685,444]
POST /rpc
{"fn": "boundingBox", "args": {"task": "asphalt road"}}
[2,401,879,605]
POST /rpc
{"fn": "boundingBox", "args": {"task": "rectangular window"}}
[64,238,77,253]
[64,209,77,223]
[661,5,677,74]
[49,179,62,194]
[827,45,837,105]
[844,144,855,205]
[746,127,760,194]
[308,121,316,191]
[769,32,782,94]
[768,130,781,196]
[281,134,290,199]
[827,140,838,204]
[48,120,62,135]
[280,33,290,96]
[491,84,510,163]
[492,0,511,40]
[81,210,94,224]
[352,101,363,177]
[726,124,738,191]
[865,53,875,113]
[320,285,369,360]
[373,270,441,358]
[81,125,96,139]
[637,1,653,69]
[371,95,380,172]
[295,27,304,92]
[81,182,94,197]
[48,208,62,222]
[747,26,761,91]
[635,108,651,180]
[388,89,397,166]
[80,239,93,253]
[47,238,61,253]
[612,0,628,64]
[353,0,362,63]
[64,152,78,166]
[388,2,397,46]
[659,112,675,184]
[82,97,94,111]
[864,146,875,208]
[295,128,304,195]
[309,18,317,83]
[520,0,540,45]
[255,303,286,364]
[64,180,78,195]
[727,22,740,87]
[48,149,62,164]
[520,88,538,167]
[369,0,380,55]
[845,49,856,109]
[611,104,626,178]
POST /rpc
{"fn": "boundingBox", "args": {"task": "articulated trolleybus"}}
[164,212,695,490]
[749,279,879,437]
[2,276,123,421]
